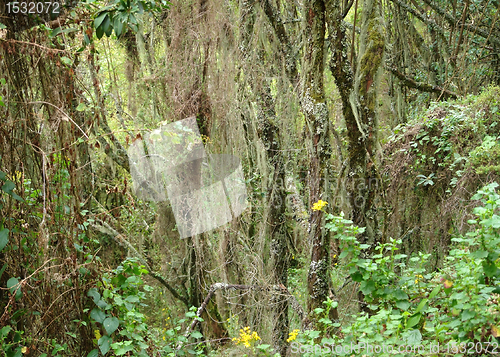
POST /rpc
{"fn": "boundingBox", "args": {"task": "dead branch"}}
[177,283,308,350]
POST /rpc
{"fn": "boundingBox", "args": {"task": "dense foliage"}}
[1,0,500,356]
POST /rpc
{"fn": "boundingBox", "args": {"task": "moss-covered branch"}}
[420,0,500,48]
[260,0,299,86]
[387,66,458,99]
[389,0,447,42]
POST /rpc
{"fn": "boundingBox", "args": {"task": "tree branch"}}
[91,220,190,307]
[389,0,447,42]
[420,0,500,48]
[177,283,308,350]
[259,0,299,86]
[387,66,458,99]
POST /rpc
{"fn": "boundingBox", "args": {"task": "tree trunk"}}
[239,1,290,353]
[302,0,338,325]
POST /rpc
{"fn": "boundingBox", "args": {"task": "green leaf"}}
[414,298,428,314]
[256,344,272,351]
[406,313,421,328]
[1,180,23,202]
[96,24,105,39]
[313,307,324,315]
[461,309,475,321]
[87,288,101,304]
[0,23,6,29]
[2,180,14,193]
[50,27,62,38]
[102,15,112,37]
[396,300,410,311]
[76,103,87,111]
[405,329,422,345]
[87,349,99,357]
[61,57,73,66]
[0,325,12,338]
[428,286,441,299]
[471,249,489,259]
[360,280,375,295]
[90,308,106,323]
[114,17,124,37]
[98,335,111,355]
[350,270,363,282]
[94,12,108,28]
[61,27,79,34]
[125,295,140,303]
[190,331,203,339]
[7,277,22,299]
[115,345,134,355]
[0,228,9,252]
[482,260,499,277]
[0,263,7,281]
[7,346,22,357]
[103,316,119,334]
[393,289,409,300]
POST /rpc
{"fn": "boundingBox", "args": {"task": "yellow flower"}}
[312,200,328,211]
[232,326,261,348]
[21,347,27,354]
[94,329,101,340]
[287,329,300,343]
[415,274,424,284]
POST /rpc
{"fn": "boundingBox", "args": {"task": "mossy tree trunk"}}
[260,0,339,329]
[326,0,385,313]
[301,0,338,325]
[239,1,290,353]
[326,0,384,244]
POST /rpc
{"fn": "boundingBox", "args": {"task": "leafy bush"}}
[87,258,154,356]
[290,182,500,356]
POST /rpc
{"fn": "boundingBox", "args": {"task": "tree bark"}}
[239,1,290,353]
[301,0,338,326]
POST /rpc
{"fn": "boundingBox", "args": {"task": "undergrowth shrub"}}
[290,182,500,356]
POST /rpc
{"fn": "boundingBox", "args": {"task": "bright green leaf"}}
[76,103,86,111]
[406,313,421,328]
[190,331,203,339]
[414,298,428,314]
[98,335,111,355]
[87,349,99,357]
[7,277,22,299]
[90,308,106,323]
[396,300,410,311]
[405,329,422,345]
[61,57,72,66]
[428,286,441,299]
[94,12,108,28]
[103,316,119,334]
